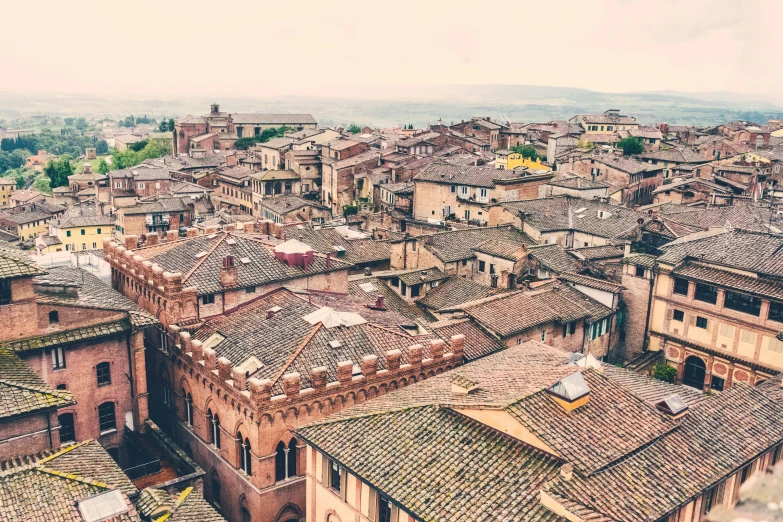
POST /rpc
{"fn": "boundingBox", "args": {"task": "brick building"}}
[145,286,465,522]
[115,197,195,238]
[570,154,665,206]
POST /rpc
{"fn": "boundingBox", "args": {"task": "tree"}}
[348,124,362,134]
[14,173,25,189]
[95,140,109,155]
[158,119,169,132]
[168,118,175,132]
[652,364,676,383]
[97,158,110,174]
[619,137,644,156]
[233,126,292,151]
[43,155,73,188]
[509,145,538,160]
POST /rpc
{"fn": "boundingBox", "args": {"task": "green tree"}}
[97,158,110,174]
[43,155,73,188]
[348,124,362,134]
[168,118,175,132]
[14,173,25,189]
[652,364,676,383]
[618,137,644,156]
[95,140,109,155]
[509,145,538,160]
[234,125,292,151]
[32,176,52,194]
[158,119,169,132]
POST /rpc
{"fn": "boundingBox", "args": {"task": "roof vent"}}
[78,490,129,522]
[547,372,591,411]
[451,373,479,396]
[226,238,237,245]
[207,233,217,239]
[655,394,689,417]
[240,257,251,264]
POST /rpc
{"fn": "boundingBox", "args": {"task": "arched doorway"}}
[683,356,706,389]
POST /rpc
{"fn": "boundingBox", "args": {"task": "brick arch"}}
[323,509,342,522]
[274,503,304,522]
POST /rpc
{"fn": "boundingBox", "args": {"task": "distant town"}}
[1,104,783,522]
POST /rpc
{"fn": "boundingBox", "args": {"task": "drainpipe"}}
[641,262,659,352]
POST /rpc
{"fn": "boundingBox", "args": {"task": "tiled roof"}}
[559,272,623,293]
[549,383,783,522]
[281,225,391,266]
[119,197,193,216]
[417,276,502,312]
[0,347,74,419]
[418,225,538,263]
[600,365,709,407]
[429,318,505,361]
[0,211,52,225]
[0,244,45,278]
[136,487,226,522]
[1,320,130,353]
[260,196,314,214]
[569,244,624,261]
[415,160,539,188]
[347,276,428,323]
[658,205,780,234]
[471,238,525,260]
[0,440,140,522]
[528,244,581,273]
[385,267,448,287]
[137,232,351,295]
[546,176,609,190]
[672,262,783,300]
[33,267,157,328]
[657,230,783,277]
[622,253,656,268]
[503,196,648,239]
[192,288,444,395]
[256,137,296,150]
[51,214,115,229]
[638,148,706,163]
[252,169,300,181]
[508,370,676,474]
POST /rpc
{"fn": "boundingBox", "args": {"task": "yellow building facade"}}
[0,179,15,207]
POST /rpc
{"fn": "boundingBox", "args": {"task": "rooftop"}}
[416,225,538,263]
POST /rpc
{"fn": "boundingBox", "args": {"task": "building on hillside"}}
[105,233,352,327]
[570,154,665,206]
[284,149,321,193]
[145,286,466,522]
[570,109,639,133]
[107,165,173,211]
[214,166,253,214]
[8,189,48,208]
[412,160,555,225]
[25,149,56,171]
[115,197,195,238]
[448,117,506,151]
[0,177,16,207]
[296,340,779,522]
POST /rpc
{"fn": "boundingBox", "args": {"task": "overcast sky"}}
[2,0,780,102]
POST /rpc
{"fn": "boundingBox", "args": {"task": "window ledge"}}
[99,428,117,436]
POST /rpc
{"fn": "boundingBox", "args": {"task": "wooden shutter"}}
[321,455,330,484]
[391,504,400,522]
[665,309,673,320]
[706,319,712,331]
[368,489,379,522]
[688,315,696,326]
[340,468,348,501]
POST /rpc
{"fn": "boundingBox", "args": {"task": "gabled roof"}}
[0,244,45,279]
[135,232,351,295]
[417,225,538,263]
[136,487,225,522]
[528,244,581,273]
[417,276,503,312]
[415,160,545,188]
[0,347,74,419]
[281,224,391,266]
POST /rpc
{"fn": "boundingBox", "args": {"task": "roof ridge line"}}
[34,465,110,489]
[269,323,323,385]
[184,232,229,280]
[37,440,91,464]
[0,377,74,402]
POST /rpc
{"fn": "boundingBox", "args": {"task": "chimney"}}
[326,252,332,269]
[83,163,92,174]
[220,256,237,287]
[545,208,551,218]
[374,294,385,310]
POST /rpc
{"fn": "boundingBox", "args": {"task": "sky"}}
[1,0,781,103]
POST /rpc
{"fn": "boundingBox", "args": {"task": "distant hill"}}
[1,84,781,129]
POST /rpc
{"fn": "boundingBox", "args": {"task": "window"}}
[49,310,59,324]
[724,291,761,316]
[211,474,221,508]
[541,330,547,342]
[672,309,684,322]
[52,346,66,369]
[162,384,171,406]
[202,294,215,305]
[59,413,75,443]
[211,412,221,449]
[275,441,287,481]
[0,279,9,305]
[288,437,297,478]
[378,496,394,522]
[711,376,725,392]
[634,265,645,277]
[239,433,252,476]
[97,362,111,386]
[80,229,85,235]
[740,329,757,345]
[450,185,456,193]
[694,283,717,304]
[246,286,256,294]
[66,230,71,237]
[695,316,708,329]
[569,321,577,335]
[478,260,486,272]
[330,460,345,495]
[770,301,783,322]
[98,402,116,433]
[673,277,689,296]
[489,264,496,275]
[186,393,193,425]
[96,228,101,234]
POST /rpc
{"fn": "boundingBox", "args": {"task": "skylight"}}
[329,340,342,349]
[548,372,590,402]
[358,282,376,293]
[240,257,251,264]
[656,394,688,416]
[226,238,237,245]
[78,490,128,522]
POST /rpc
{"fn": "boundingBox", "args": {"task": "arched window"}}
[241,507,251,522]
[185,393,193,426]
[59,413,75,443]
[48,310,59,324]
[275,441,287,481]
[238,432,252,476]
[211,411,221,449]
[287,437,297,478]
[683,356,706,389]
[210,472,221,509]
[206,408,215,444]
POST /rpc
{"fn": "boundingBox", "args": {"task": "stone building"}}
[146,286,465,522]
[570,154,665,206]
[646,229,783,390]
